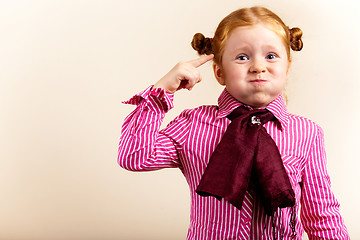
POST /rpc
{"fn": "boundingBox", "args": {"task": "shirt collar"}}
[216,89,289,129]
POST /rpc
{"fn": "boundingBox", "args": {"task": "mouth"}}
[249,79,268,84]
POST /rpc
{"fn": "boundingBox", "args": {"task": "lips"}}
[250,79,267,83]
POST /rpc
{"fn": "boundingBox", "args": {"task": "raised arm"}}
[118,55,213,171]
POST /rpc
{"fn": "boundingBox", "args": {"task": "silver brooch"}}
[251,116,261,125]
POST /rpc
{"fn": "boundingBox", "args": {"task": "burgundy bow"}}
[196,106,295,216]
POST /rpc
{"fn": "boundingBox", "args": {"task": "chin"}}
[250,93,279,108]
[251,103,268,109]
[248,98,270,109]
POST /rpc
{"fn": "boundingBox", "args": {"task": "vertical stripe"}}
[118,87,349,239]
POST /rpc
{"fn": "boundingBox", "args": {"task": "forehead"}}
[224,24,286,52]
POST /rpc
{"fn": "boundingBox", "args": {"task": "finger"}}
[180,75,198,91]
[177,80,189,90]
[188,54,214,68]
[196,73,202,83]
[186,74,203,91]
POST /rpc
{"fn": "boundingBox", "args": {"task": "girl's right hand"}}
[153,54,214,94]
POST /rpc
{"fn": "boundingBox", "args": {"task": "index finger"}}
[188,54,214,68]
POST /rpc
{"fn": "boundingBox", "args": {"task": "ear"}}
[213,63,225,85]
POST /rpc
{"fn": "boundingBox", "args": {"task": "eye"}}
[236,55,249,61]
[266,53,278,60]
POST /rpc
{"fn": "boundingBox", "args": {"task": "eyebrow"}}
[231,45,251,55]
[262,44,282,52]
[231,44,282,55]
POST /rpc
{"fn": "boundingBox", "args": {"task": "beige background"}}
[1,0,359,239]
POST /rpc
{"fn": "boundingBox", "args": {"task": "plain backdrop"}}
[1,0,359,239]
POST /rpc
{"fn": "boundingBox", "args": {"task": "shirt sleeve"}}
[117,86,187,171]
[300,125,350,239]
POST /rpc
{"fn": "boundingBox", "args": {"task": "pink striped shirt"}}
[118,86,349,240]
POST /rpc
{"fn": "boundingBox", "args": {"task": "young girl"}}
[118,6,349,240]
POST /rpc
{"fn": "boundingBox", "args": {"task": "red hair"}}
[191,6,303,66]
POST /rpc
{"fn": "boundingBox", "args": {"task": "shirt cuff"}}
[122,86,174,112]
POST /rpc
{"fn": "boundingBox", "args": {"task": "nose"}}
[249,59,266,73]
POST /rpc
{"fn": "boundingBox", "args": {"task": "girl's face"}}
[214,24,289,108]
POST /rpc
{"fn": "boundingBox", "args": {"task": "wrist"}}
[152,82,176,94]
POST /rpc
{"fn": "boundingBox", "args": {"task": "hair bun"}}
[289,27,303,51]
[191,33,213,55]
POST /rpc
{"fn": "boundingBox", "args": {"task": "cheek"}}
[223,65,245,82]
[272,63,289,79]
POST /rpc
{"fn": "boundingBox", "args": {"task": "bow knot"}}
[196,106,295,216]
